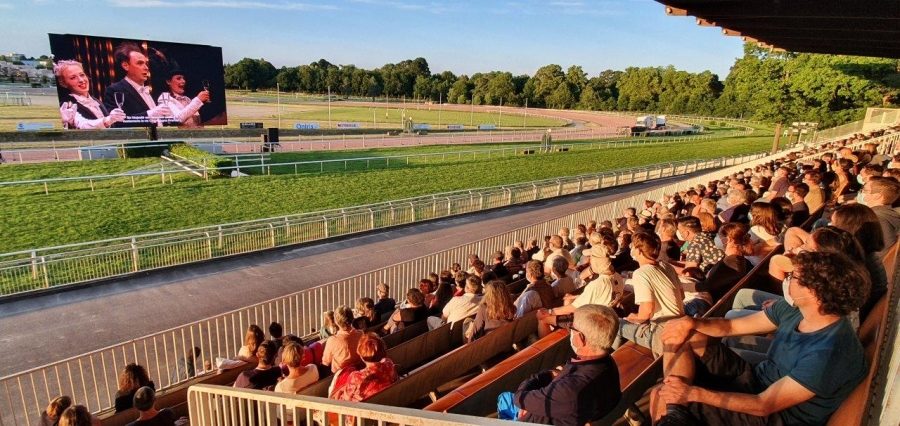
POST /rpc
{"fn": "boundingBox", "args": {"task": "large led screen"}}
[49,33,227,129]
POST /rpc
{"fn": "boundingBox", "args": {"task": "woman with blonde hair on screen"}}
[53,60,125,129]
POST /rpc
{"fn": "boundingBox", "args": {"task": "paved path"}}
[0,173,691,376]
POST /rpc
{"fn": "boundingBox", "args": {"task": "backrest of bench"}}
[105,364,255,425]
[827,240,898,426]
[298,321,459,397]
[424,328,572,415]
[706,247,783,318]
[382,319,429,348]
[881,241,898,285]
[365,312,537,408]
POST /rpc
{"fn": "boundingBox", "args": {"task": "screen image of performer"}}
[102,42,170,126]
[158,68,210,128]
[54,60,125,129]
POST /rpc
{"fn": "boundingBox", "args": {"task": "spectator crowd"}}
[36,126,899,426]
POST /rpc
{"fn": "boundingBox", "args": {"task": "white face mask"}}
[782,277,795,306]
[783,275,812,307]
[570,331,579,355]
[676,229,686,241]
[714,235,725,251]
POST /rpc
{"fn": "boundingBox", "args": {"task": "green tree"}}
[413,75,433,100]
[528,64,565,107]
[616,67,662,111]
[224,58,277,91]
[566,65,588,100]
[275,66,300,92]
[486,72,517,105]
[578,84,602,110]
[448,75,471,104]
[546,82,575,109]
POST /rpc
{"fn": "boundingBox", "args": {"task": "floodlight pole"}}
[498,98,503,127]
[276,82,281,129]
[438,92,442,126]
[523,98,528,129]
[772,123,782,154]
[327,85,332,128]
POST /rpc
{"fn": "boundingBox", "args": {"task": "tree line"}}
[225,44,899,127]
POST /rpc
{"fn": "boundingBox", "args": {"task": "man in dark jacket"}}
[498,305,621,426]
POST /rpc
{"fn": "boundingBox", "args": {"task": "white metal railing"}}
[813,108,900,144]
[187,384,514,426]
[0,152,767,299]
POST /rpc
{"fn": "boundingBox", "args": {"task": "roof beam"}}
[655,0,900,58]
[657,0,900,20]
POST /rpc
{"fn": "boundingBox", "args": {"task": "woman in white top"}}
[275,343,319,394]
[747,201,780,265]
[54,60,125,129]
[158,68,210,128]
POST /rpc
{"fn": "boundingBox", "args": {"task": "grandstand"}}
[1,118,898,425]
[3,3,900,426]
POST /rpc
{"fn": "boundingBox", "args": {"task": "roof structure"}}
[654,0,900,58]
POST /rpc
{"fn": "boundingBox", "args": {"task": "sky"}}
[0,0,745,78]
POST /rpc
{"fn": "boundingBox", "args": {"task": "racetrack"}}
[0,104,638,163]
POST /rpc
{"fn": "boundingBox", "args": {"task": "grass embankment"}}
[0,135,771,252]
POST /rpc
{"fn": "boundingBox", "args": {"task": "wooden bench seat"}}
[423,328,571,415]
[298,320,463,397]
[102,363,256,425]
[364,311,538,408]
[827,240,897,425]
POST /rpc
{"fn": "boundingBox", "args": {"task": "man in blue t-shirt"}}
[650,251,871,425]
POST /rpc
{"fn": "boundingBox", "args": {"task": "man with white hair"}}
[765,167,791,199]
[718,189,750,223]
[543,235,575,276]
[498,305,622,426]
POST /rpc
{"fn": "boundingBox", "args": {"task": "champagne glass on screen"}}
[114,92,125,110]
[159,92,171,122]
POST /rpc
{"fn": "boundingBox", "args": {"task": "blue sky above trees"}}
[0,0,743,78]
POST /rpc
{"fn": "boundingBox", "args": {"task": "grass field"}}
[0,134,772,253]
[0,101,564,132]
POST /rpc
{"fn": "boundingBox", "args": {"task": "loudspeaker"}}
[267,127,279,143]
